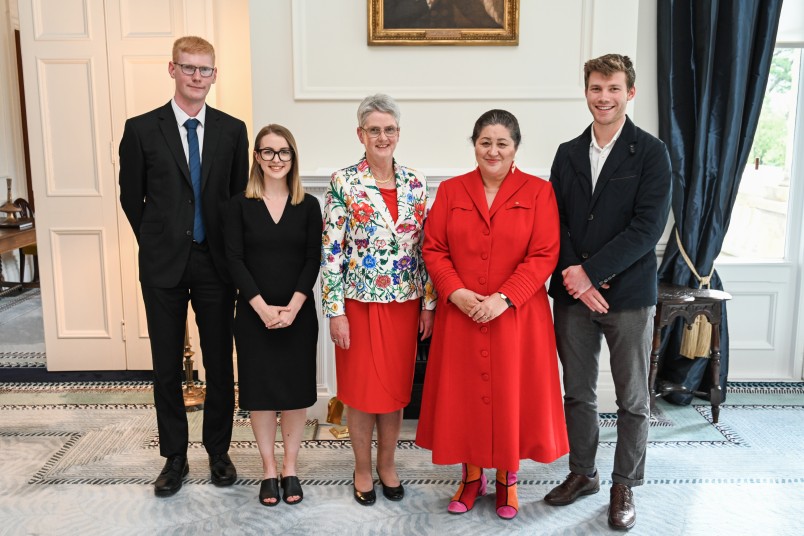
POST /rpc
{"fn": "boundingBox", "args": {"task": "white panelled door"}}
[18,0,126,370]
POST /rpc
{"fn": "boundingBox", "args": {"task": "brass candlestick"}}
[0,178,22,224]
[182,320,205,411]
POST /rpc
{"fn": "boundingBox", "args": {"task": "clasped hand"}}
[562,264,609,313]
[449,288,508,323]
[249,295,292,329]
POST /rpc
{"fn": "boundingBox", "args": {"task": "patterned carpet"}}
[1,381,803,535]
[2,292,803,534]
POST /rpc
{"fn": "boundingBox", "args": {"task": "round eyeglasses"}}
[173,62,215,77]
[257,148,294,162]
[360,126,399,138]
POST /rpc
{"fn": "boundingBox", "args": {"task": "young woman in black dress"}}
[225,124,322,506]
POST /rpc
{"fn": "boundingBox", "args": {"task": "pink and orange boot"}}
[495,470,519,520]
[447,463,487,514]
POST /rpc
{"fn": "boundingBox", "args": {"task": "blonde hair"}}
[172,36,215,63]
[246,124,305,205]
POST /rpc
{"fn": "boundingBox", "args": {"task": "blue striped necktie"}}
[184,118,205,243]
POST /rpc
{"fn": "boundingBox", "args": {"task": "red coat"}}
[416,167,569,471]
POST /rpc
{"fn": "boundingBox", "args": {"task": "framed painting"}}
[368,0,520,46]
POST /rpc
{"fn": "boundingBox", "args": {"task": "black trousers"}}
[141,242,236,458]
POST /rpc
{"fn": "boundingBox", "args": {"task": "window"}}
[721,47,802,260]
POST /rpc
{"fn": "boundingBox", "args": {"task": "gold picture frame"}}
[368,0,520,46]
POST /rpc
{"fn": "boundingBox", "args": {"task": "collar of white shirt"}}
[171,98,207,129]
[590,119,625,152]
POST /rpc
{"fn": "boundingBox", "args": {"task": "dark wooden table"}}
[649,282,732,423]
[0,226,37,295]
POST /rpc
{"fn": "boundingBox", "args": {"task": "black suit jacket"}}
[548,116,671,311]
[119,101,249,287]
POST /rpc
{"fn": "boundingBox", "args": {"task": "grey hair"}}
[357,94,401,127]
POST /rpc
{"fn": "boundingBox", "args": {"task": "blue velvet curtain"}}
[655,0,783,404]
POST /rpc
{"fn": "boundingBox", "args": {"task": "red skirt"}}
[336,298,420,413]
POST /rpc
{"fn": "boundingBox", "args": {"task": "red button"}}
[479,277,486,284]
[481,253,488,260]
[480,326,488,334]
[482,396,491,404]
[481,350,489,357]
[483,229,490,236]
[481,373,489,381]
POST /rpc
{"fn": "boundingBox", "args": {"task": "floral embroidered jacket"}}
[321,156,436,317]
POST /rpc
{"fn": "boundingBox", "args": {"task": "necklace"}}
[372,170,395,185]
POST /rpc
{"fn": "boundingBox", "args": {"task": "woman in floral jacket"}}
[321,94,436,506]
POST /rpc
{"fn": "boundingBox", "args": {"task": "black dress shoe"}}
[544,472,600,506]
[353,472,376,506]
[377,471,404,501]
[154,455,188,497]
[209,453,237,486]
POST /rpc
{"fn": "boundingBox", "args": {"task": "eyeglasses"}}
[173,62,215,77]
[256,148,294,162]
[360,126,399,138]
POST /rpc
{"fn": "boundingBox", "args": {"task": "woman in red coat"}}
[416,110,569,520]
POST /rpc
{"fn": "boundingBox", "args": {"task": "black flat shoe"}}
[281,475,304,505]
[154,455,189,497]
[377,472,404,501]
[259,478,280,507]
[353,472,376,506]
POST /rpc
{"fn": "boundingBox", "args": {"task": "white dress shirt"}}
[589,119,625,191]
[171,99,207,165]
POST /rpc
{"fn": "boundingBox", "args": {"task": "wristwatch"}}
[499,292,514,308]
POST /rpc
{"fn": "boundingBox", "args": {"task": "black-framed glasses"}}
[173,62,215,77]
[256,147,294,162]
[361,126,399,138]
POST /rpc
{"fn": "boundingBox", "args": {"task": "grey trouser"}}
[553,302,655,487]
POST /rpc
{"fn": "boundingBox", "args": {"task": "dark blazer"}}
[119,101,249,287]
[548,116,671,311]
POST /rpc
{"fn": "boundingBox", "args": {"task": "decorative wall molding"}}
[291,0,593,101]
[50,229,112,338]
[726,290,777,351]
[32,0,90,40]
[37,58,101,196]
[119,0,176,37]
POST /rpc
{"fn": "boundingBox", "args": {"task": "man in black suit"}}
[119,36,249,497]
[544,54,671,531]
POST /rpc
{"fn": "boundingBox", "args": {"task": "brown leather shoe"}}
[608,483,636,530]
[544,472,600,506]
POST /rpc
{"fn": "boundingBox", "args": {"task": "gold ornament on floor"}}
[182,320,205,411]
[327,396,349,438]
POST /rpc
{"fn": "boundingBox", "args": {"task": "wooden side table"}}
[0,226,37,296]
[649,282,732,423]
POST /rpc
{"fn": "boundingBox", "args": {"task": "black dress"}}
[225,192,322,410]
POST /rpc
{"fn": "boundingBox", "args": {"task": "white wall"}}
[249,0,644,177]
